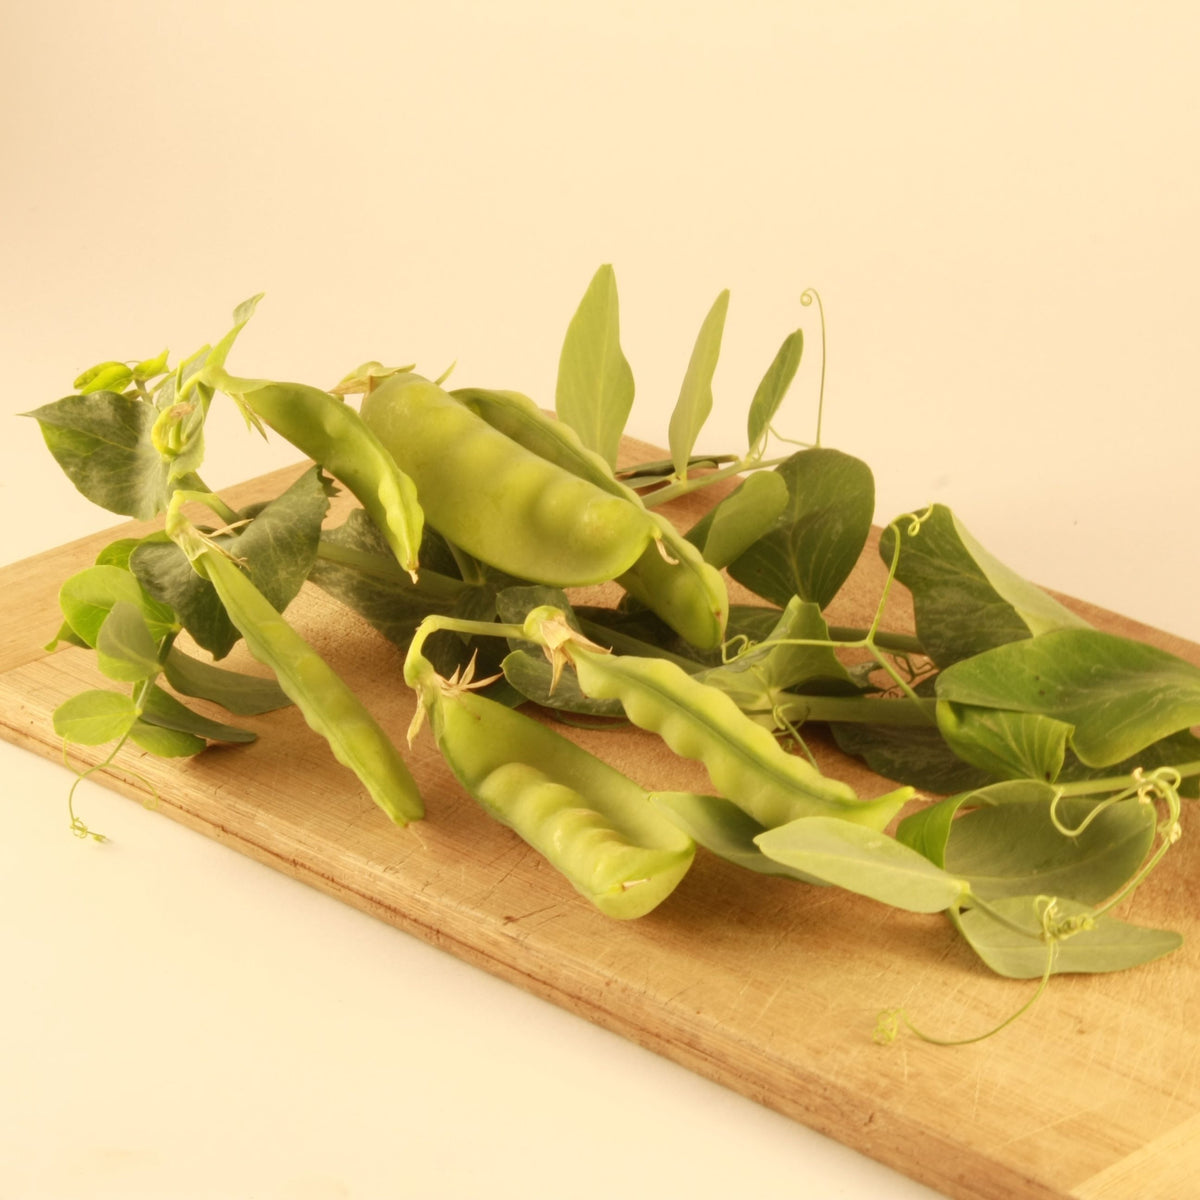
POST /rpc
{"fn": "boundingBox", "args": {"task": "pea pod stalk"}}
[166,493,423,826]
[404,616,695,918]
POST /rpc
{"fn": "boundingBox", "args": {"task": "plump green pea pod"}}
[523,606,911,832]
[215,371,424,581]
[405,634,694,918]
[361,373,659,588]
[169,506,423,826]
[453,386,728,649]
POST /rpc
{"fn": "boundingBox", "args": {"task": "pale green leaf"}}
[668,289,729,477]
[52,690,138,745]
[554,265,635,468]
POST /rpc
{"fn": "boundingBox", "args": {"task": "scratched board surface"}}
[1,449,1197,1200]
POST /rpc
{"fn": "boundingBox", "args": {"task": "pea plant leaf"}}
[935,628,1200,768]
[746,328,804,456]
[755,817,971,913]
[953,896,1182,979]
[128,721,207,758]
[668,289,730,478]
[131,465,331,659]
[161,646,291,715]
[74,361,135,394]
[51,689,139,746]
[831,719,995,795]
[95,601,163,683]
[58,564,178,648]
[684,470,789,569]
[651,791,825,880]
[554,264,636,469]
[699,597,858,716]
[879,504,1088,668]
[306,509,466,649]
[725,448,874,610]
[935,701,1072,783]
[139,684,257,744]
[23,391,174,518]
[897,779,1156,905]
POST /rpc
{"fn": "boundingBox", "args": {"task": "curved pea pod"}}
[171,516,423,827]
[218,373,425,581]
[452,386,727,648]
[525,609,911,832]
[362,375,658,588]
[409,666,694,918]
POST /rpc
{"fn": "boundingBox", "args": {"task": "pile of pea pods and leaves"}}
[26,266,1200,1044]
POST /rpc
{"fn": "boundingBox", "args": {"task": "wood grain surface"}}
[2,451,1197,1200]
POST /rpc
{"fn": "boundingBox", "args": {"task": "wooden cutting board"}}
[2,450,1198,1200]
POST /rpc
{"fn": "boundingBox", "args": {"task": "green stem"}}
[641,454,796,507]
[1053,761,1200,798]
[776,694,936,726]
[577,618,704,673]
[315,540,468,600]
[826,626,925,656]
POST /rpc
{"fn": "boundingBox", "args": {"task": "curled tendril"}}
[874,939,1057,1047]
[771,702,819,769]
[799,288,827,447]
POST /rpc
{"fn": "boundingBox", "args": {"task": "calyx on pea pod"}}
[28,268,1198,1043]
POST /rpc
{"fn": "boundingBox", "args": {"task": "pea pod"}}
[453,385,727,648]
[405,624,694,918]
[523,606,912,832]
[213,371,425,581]
[363,374,659,588]
[168,499,422,826]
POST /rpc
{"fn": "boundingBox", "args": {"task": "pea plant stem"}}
[639,453,799,507]
[315,540,469,600]
[776,694,936,726]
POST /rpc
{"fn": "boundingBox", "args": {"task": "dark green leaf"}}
[128,720,207,758]
[161,646,290,715]
[95,601,162,683]
[954,896,1182,979]
[879,504,1087,668]
[831,719,994,795]
[501,648,624,716]
[897,779,1156,906]
[24,391,172,518]
[726,448,874,610]
[140,685,257,743]
[746,328,804,455]
[935,628,1200,767]
[307,511,465,649]
[132,466,331,659]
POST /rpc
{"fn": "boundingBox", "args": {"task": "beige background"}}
[2,4,1197,1198]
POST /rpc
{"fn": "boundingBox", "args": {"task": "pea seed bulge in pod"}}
[23,268,1199,1045]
